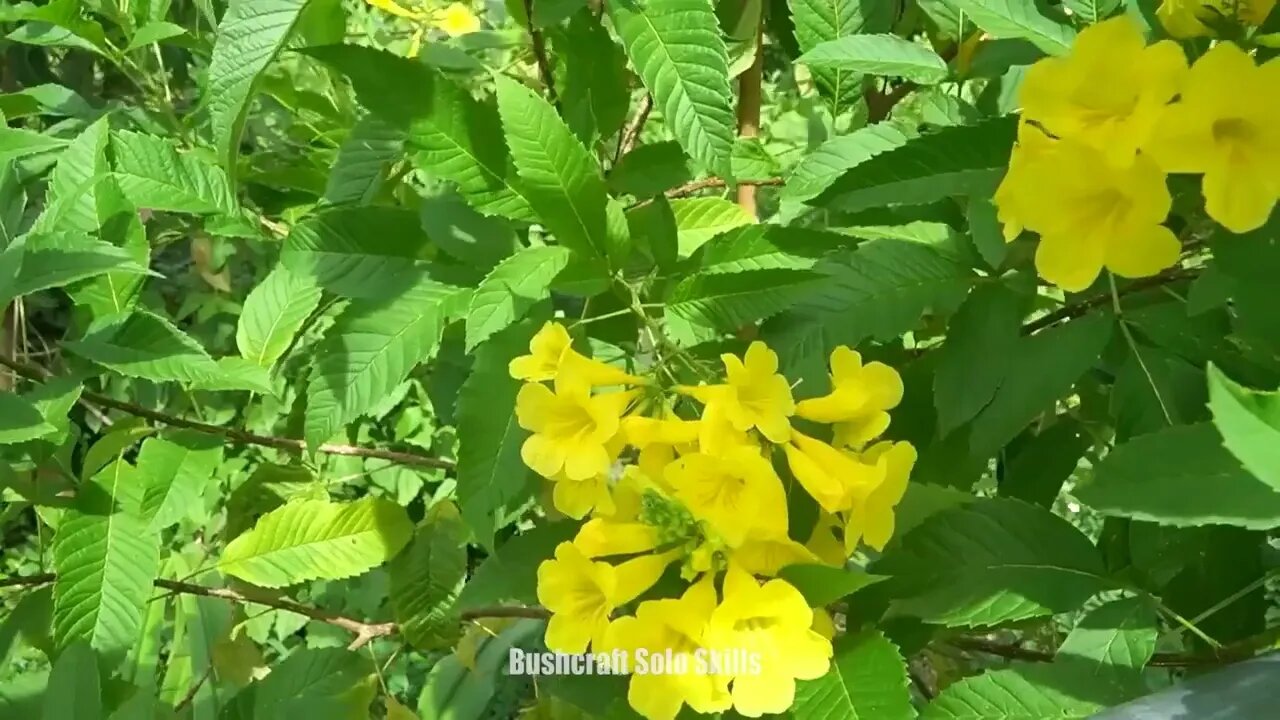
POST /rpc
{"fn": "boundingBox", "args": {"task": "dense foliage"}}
[3,0,1280,718]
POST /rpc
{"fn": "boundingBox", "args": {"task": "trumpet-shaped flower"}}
[795,346,903,449]
[994,121,1056,241]
[1157,0,1276,38]
[732,537,819,577]
[574,517,661,558]
[435,2,481,35]
[623,414,700,482]
[683,342,794,444]
[705,565,833,717]
[1019,16,1187,166]
[843,441,917,553]
[549,471,614,519]
[516,380,634,481]
[605,578,733,720]
[509,322,644,386]
[537,542,669,654]
[665,448,788,547]
[998,136,1180,291]
[1144,42,1280,233]
[784,431,885,514]
[364,0,482,56]
[805,512,847,567]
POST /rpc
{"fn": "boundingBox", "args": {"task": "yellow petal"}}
[365,0,424,19]
[1203,160,1280,234]
[1105,225,1181,279]
[521,433,565,478]
[1034,231,1106,293]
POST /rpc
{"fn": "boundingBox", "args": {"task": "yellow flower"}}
[605,578,733,720]
[622,414,700,482]
[665,447,789,547]
[843,441,917,553]
[509,322,644,386]
[732,537,819,577]
[435,2,481,36]
[1001,136,1179,292]
[1144,42,1280,234]
[704,565,832,717]
[795,346,903,449]
[537,542,670,654]
[574,517,661,557]
[784,431,884,514]
[682,342,794,444]
[994,121,1055,241]
[805,512,847,567]
[516,380,634,481]
[1018,16,1187,166]
[549,471,614,520]
[1158,0,1277,38]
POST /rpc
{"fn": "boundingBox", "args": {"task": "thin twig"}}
[523,0,559,108]
[950,635,1261,668]
[1021,267,1197,335]
[615,94,653,161]
[174,667,212,712]
[623,176,784,210]
[1110,273,1174,425]
[0,353,454,471]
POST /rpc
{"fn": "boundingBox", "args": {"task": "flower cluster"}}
[364,0,481,55]
[510,322,916,720]
[994,15,1280,292]
[1158,0,1276,38]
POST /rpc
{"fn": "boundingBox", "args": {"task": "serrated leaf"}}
[323,116,406,206]
[608,141,695,198]
[668,267,826,330]
[456,320,540,547]
[670,197,756,256]
[280,206,432,299]
[218,496,413,588]
[458,522,579,608]
[495,76,611,263]
[419,193,519,272]
[799,34,949,84]
[0,232,153,307]
[208,0,313,184]
[0,585,52,667]
[1000,418,1089,508]
[793,629,914,720]
[934,284,1025,436]
[42,642,102,720]
[0,391,56,444]
[125,20,189,51]
[52,461,161,670]
[188,357,277,395]
[136,432,223,531]
[391,502,468,651]
[608,0,736,178]
[236,265,323,368]
[1058,596,1157,671]
[784,124,912,202]
[65,310,221,384]
[466,246,572,352]
[1076,423,1280,529]
[305,278,467,449]
[873,498,1108,627]
[921,663,1108,720]
[813,116,1018,212]
[788,0,896,110]
[554,9,631,144]
[32,116,109,234]
[110,131,237,215]
[1206,363,1280,493]
[693,225,833,274]
[968,314,1113,456]
[225,648,376,718]
[304,45,534,221]
[0,127,69,162]
[777,564,885,607]
[945,0,1075,55]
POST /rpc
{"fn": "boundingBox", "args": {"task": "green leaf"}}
[495,76,611,263]
[110,131,237,215]
[236,265,323,368]
[42,642,102,720]
[0,585,53,667]
[1207,363,1280,493]
[554,9,631,145]
[226,648,376,718]
[1076,423,1280,529]
[218,496,413,588]
[456,320,538,546]
[304,45,534,221]
[670,197,756,256]
[799,34,949,84]
[466,246,572,352]
[32,116,109,234]
[793,629,914,720]
[873,498,1108,627]
[69,197,150,318]
[608,0,737,178]
[53,461,161,670]
[125,20,188,50]
[1058,596,1157,670]
[945,0,1075,55]
[812,115,1018,212]
[208,0,313,184]
[788,0,896,110]
[778,120,911,199]
[417,621,543,719]
[136,432,223,531]
[305,278,468,449]
[65,310,221,384]
[968,314,1113,456]
[608,141,695,198]
[390,501,468,651]
[777,563,886,606]
[0,391,56,444]
[280,206,432,298]
[1000,418,1090,508]
[458,522,579,608]
[419,193,519,271]
[921,662,1111,720]
[668,267,826,331]
[322,116,405,206]
[933,283,1025,436]
[188,356,277,395]
[0,232,153,307]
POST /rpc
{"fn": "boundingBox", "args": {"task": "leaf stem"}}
[1109,273,1174,426]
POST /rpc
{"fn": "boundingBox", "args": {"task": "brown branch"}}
[1021,267,1198,335]
[523,0,558,109]
[866,81,918,123]
[951,634,1264,669]
[174,667,212,712]
[0,572,55,589]
[0,353,454,471]
[735,22,764,218]
[615,94,653,161]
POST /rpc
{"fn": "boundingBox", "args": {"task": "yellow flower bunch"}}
[994,16,1280,291]
[1158,0,1276,38]
[512,322,916,720]
[364,0,481,55]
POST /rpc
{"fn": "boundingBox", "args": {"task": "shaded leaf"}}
[466,246,572,352]
[391,501,468,651]
[799,34,949,84]
[236,265,323,368]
